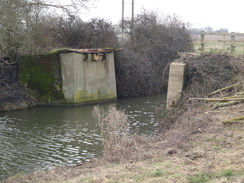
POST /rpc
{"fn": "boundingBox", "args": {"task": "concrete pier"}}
[19,48,117,104]
[60,49,117,103]
[166,62,187,110]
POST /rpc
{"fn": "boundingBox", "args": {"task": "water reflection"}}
[0,94,166,180]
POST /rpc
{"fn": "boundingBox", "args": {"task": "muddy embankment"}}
[0,60,37,112]
[0,86,37,112]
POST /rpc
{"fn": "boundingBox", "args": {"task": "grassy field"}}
[192,34,244,55]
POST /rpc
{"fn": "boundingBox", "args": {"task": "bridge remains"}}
[19,48,117,104]
[166,62,187,110]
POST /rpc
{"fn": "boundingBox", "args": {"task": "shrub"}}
[115,12,193,97]
[54,17,119,49]
[184,53,240,98]
[93,106,153,162]
[92,106,129,161]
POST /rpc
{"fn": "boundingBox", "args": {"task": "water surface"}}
[0,94,166,180]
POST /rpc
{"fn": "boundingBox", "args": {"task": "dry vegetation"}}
[115,12,193,98]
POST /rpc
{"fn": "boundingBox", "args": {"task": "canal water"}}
[0,94,166,180]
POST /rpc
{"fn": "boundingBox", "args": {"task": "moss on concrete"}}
[74,89,117,103]
[49,48,68,54]
[19,54,63,102]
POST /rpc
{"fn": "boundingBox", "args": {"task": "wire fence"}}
[192,32,244,55]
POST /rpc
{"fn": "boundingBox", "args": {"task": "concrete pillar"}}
[60,51,117,104]
[166,62,187,110]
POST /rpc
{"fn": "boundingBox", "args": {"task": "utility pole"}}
[131,0,134,31]
[122,0,134,37]
[122,0,125,38]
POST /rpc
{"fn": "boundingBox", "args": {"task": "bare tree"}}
[0,0,91,62]
[52,16,119,48]
[0,0,91,89]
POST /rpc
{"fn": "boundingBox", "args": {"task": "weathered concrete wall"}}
[60,51,117,103]
[166,63,186,110]
[19,55,63,102]
[60,52,76,102]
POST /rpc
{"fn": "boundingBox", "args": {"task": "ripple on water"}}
[0,94,166,180]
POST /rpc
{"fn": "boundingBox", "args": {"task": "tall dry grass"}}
[93,106,128,158]
[92,106,152,162]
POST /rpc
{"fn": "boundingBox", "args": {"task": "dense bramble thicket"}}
[184,53,240,98]
[115,12,193,97]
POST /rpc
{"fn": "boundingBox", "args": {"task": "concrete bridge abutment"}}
[166,62,187,110]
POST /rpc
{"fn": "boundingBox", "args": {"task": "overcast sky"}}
[76,0,244,32]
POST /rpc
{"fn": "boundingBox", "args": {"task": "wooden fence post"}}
[200,31,205,52]
[231,32,235,55]
[223,34,226,50]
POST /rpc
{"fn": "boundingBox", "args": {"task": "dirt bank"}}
[0,86,37,112]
